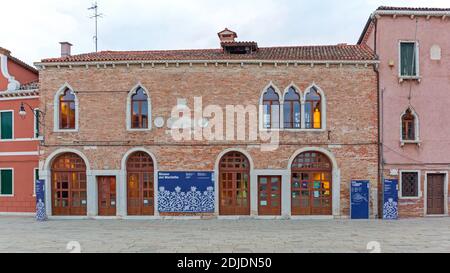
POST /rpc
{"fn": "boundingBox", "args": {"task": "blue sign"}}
[158,172,215,213]
[350,180,370,219]
[35,179,47,221]
[383,179,399,220]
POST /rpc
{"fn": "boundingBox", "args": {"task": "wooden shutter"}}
[1,170,13,195]
[0,112,13,140]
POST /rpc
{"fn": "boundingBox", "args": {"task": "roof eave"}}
[374,10,450,16]
[35,59,379,69]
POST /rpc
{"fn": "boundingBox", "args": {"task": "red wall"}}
[0,58,38,90]
[0,98,39,213]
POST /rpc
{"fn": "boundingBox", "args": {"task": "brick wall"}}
[38,62,378,217]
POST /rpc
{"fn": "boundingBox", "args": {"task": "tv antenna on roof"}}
[88,1,103,52]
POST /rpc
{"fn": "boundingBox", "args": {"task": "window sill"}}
[0,195,14,198]
[400,140,421,147]
[399,76,421,83]
[260,128,326,132]
[399,196,421,200]
[53,129,79,133]
[127,128,152,132]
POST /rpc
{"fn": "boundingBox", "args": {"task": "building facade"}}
[35,31,379,219]
[359,6,450,217]
[0,47,39,213]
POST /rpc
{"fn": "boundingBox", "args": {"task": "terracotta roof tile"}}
[41,45,376,63]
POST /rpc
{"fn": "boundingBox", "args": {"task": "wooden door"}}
[427,174,445,215]
[127,172,154,216]
[98,176,116,216]
[126,151,154,216]
[219,152,251,216]
[220,172,250,215]
[51,153,87,216]
[258,176,281,215]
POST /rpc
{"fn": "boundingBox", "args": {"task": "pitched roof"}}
[377,6,450,12]
[40,44,376,64]
[0,46,38,74]
[358,6,450,45]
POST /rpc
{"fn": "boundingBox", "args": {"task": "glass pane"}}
[401,42,417,76]
[263,87,279,100]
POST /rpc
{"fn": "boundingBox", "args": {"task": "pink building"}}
[359,6,450,218]
[0,47,39,214]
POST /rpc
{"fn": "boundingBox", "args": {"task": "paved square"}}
[0,216,449,253]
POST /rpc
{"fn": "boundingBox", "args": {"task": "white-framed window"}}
[400,107,420,145]
[33,168,39,196]
[126,84,152,131]
[0,110,14,140]
[399,41,420,78]
[0,168,14,196]
[283,85,302,129]
[53,83,79,132]
[399,170,421,199]
[259,83,326,131]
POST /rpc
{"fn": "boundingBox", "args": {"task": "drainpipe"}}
[373,15,384,219]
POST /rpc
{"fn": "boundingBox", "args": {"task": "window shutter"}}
[1,170,13,195]
[0,112,13,140]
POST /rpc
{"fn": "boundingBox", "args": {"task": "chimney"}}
[60,42,73,57]
[218,28,237,43]
[0,47,11,56]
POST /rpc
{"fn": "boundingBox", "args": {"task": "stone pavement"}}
[0,216,449,253]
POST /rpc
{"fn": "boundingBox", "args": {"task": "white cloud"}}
[0,0,448,65]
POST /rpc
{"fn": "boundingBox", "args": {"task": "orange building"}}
[0,47,39,214]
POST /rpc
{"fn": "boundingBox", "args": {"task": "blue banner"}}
[35,179,47,221]
[383,179,399,220]
[350,180,370,219]
[158,172,215,213]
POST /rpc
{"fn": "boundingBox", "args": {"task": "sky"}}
[1,0,449,65]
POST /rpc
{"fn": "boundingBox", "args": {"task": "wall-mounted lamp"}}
[19,102,46,126]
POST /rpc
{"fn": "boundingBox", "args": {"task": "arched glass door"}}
[219,152,251,215]
[127,152,154,215]
[51,153,87,216]
[291,152,332,215]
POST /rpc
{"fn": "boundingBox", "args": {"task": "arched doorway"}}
[219,151,251,215]
[291,151,332,215]
[127,151,154,215]
[51,153,87,216]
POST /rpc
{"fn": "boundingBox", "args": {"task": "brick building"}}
[0,47,39,213]
[359,6,450,218]
[35,30,379,219]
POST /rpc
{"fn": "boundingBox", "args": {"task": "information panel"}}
[158,172,215,213]
[350,180,370,219]
[35,179,47,221]
[383,179,399,220]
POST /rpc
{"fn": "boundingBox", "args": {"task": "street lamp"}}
[18,102,45,138]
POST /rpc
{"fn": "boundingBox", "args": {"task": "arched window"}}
[402,109,416,141]
[305,87,322,129]
[59,88,76,130]
[283,87,301,129]
[262,87,280,129]
[131,88,149,129]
